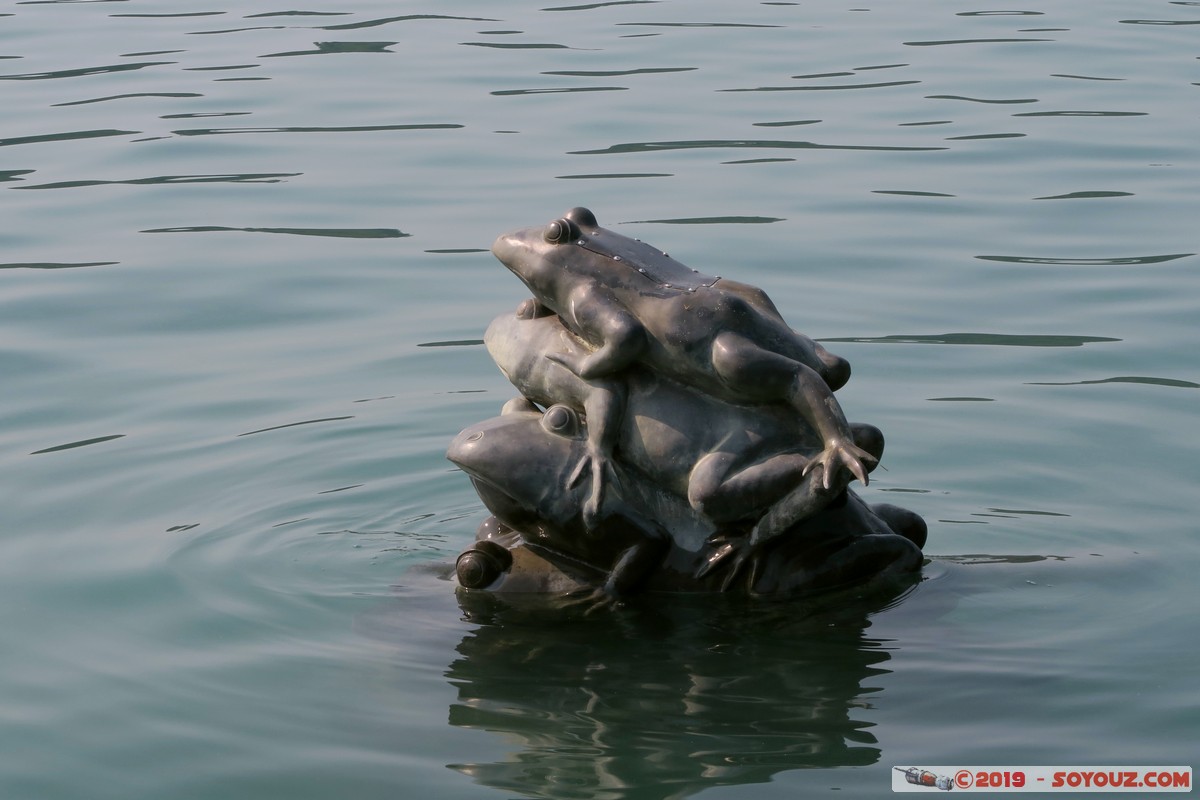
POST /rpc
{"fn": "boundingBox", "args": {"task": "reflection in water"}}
[446,584,916,799]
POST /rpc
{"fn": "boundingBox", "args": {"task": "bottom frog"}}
[448,391,925,601]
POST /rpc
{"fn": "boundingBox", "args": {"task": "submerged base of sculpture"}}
[448,207,928,603]
[451,479,926,597]
[454,489,924,598]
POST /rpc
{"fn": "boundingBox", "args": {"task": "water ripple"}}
[820,334,1121,347]
[0,61,174,80]
[1033,191,1133,200]
[15,173,301,190]
[927,95,1037,104]
[161,112,252,119]
[1013,111,1145,117]
[1119,18,1200,25]
[622,216,783,225]
[542,67,695,76]
[753,119,821,127]
[873,190,956,197]
[569,138,946,154]
[182,65,260,73]
[0,129,139,148]
[316,15,499,30]
[617,21,781,29]
[0,261,120,270]
[722,81,921,93]
[170,124,462,137]
[111,11,224,18]
[945,133,1025,140]
[245,10,350,18]
[461,42,572,50]
[262,42,397,57]
[555,172,672,179]
[30,434,125,455]
[53,92,203,107]
[542,1,660,10]
[1051,74,1125,81]
[140,226,408,239]
[975,254,1194,266]
[1028,376,1199,389]
[491,86,628,96]
[237,417,355,438]
[904,38,1054,46]
[120,50,187,57]
[722,157,794,164]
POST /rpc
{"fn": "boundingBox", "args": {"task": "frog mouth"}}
[489,230,530,270]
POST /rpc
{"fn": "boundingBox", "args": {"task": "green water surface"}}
[1,1,1196,798]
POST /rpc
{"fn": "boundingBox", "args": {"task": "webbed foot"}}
[567,447,621,530]
[804,438,878,490]
[698,531,762,592]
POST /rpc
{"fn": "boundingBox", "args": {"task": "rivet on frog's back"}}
[574,227,721,293]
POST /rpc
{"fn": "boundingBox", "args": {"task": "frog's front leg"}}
[601,526,670,598]
[546,286,647,380]
[563,377,627,529]
[515,297,556,320]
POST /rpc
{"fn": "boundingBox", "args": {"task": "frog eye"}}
[540,404,580,437]
[544,217,579,245]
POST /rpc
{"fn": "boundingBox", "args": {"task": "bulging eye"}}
[544,217,578,245]
[541,404,580,437]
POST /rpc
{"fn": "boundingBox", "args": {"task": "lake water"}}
[2,1,1196,797]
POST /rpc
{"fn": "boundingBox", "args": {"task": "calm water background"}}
[2,1,1197,798]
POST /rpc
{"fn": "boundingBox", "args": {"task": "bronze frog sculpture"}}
[448,208,927,602]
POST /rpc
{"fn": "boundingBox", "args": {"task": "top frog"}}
[491,207,877,501]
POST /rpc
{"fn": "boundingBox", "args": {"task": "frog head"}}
[447,404,589,537]
[491,207,720,304]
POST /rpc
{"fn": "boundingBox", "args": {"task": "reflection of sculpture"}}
[449,208,926,600]
[447,590,902,798]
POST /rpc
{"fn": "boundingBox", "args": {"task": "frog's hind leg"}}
[710,330,802,401]
[711,331,876,490]
[688,449,810,524]
[708,427,882,521]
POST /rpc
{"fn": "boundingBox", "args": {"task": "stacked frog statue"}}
[448,207,926,601]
